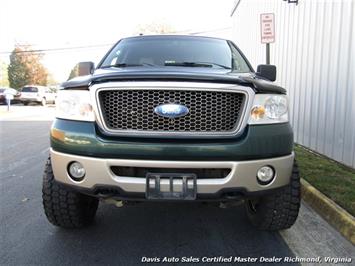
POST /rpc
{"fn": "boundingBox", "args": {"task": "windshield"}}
[22,87,38,92]
[100,36,251,72]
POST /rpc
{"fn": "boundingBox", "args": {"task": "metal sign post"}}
[266,43,270,64]
[260,13,275,64]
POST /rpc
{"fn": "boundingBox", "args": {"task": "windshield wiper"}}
[101,63,155,68]
[164,61,231,69]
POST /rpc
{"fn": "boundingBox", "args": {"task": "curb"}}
[301,178,355,245]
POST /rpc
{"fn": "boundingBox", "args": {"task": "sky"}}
[0,0,235,82]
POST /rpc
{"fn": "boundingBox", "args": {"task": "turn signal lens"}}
[250,105,265,120]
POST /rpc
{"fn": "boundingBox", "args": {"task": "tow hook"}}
[102,198,124,208]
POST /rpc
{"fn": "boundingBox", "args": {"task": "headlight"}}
[56,90,95,121]
[249,94,288,124]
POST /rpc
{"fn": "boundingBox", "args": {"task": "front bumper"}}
[51,149,294,198]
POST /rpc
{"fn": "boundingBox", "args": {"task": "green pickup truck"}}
[42,35,300,230]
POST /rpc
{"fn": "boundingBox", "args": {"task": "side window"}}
[229,43,251,73]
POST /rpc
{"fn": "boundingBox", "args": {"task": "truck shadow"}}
[43,202,298,265]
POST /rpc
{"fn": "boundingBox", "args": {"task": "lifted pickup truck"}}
[42,35,300,230]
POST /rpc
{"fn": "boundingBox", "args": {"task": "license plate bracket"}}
[145,173,197,200]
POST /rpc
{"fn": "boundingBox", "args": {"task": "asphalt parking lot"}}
[0,106,354,265]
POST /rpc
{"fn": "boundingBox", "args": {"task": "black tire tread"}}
[42,158,98,228]
[246,161,301,231]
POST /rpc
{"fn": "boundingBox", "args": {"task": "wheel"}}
[42,157,99,228]
[245,160,300,231]
[23,102,28,106]
[41,98,46,106]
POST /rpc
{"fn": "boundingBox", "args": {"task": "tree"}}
[0,60,9,87]
[7,45,48,89]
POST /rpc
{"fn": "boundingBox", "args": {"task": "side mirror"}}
[77,62,95,76]
[256,64,276,82]
[68,61,95,79]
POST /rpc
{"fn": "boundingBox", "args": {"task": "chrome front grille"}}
[97,87,246,136]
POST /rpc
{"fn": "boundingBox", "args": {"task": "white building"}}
[230,0,355,167]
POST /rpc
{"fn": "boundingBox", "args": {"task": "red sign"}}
[260,13,275,43]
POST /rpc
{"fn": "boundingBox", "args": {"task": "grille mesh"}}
[98,89,245,133]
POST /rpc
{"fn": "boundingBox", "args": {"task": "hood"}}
[61,67,286,94]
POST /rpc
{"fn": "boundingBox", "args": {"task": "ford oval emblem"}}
[154,103,189,118]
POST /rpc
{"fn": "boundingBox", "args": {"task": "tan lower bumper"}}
[50,149,294,194]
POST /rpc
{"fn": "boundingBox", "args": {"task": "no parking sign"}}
[260,13,275,44]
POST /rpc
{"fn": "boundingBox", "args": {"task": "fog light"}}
[68,161,85,181]
[256,166,275,185]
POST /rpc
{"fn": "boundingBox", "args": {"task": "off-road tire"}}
[42,158,99,228]
[245,160,300,231]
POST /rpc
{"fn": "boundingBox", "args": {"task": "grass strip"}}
[295,145,355,216]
